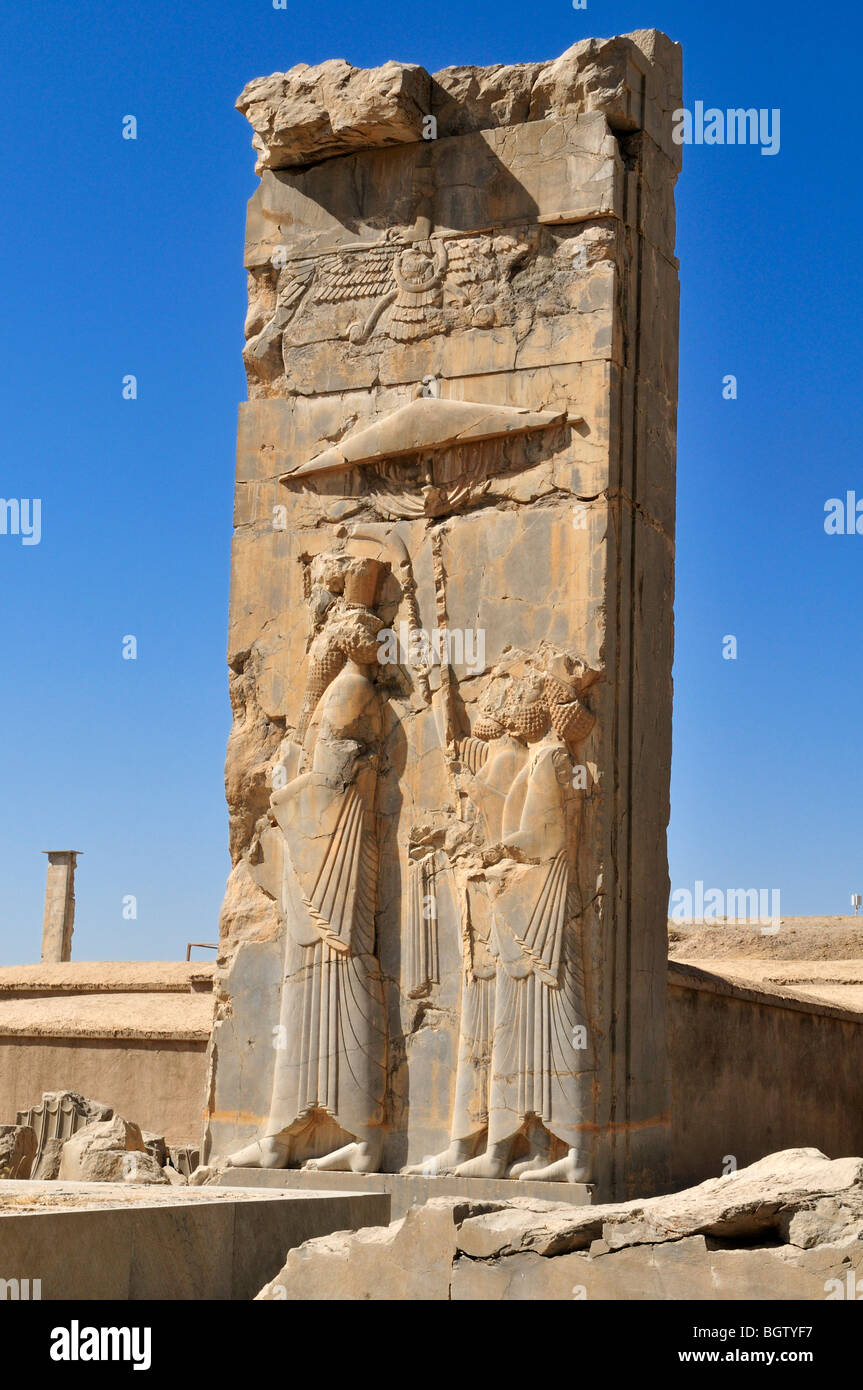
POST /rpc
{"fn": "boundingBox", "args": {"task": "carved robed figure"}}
[408,649,599,1182]
[228,554,390,1173]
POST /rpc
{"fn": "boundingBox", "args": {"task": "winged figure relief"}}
[312,241,399,306]
[245,230,532,383]
[253,232,450,353]
[312,235,449,344]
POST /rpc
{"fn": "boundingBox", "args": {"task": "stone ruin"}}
[16,1089,111,1180]
[0,1090,198,1185]
[202,30,681,1205]
[4,28,863,1309]
[40,851,80,963]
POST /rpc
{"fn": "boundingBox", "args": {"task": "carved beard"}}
[324,607,384,661]
[306,632,347,701]
[340,636,384,666]
[474,714,505,741]
[297,607,384,742]
[507,699,550,742]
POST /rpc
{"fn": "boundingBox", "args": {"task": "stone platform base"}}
[218,1167,592,1221]
[0,1180,389,1299]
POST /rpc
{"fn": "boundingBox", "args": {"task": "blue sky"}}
[1,0,859,964]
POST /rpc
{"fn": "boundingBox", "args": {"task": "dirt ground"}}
[668,916,863,961]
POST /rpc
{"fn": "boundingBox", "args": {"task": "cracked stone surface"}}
[257,1149,863,1300]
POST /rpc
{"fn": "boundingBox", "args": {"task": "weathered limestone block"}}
[142,1132,167,1167]
[258,1150,863,1300]
[206,29,681,1204]
[240,33,684,174]
[257,1197,466,1300]
[0,1124,37,1179]
[237,60,430,172]
[58,1115,168,1185]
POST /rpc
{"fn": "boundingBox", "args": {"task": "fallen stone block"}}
[16,1089,113,1173]
[57,1115,167,1185]
[142,1132,167,1168]
[167,1144,199,1178]
[0,1125,38,1179]
[257,1197,469,1301]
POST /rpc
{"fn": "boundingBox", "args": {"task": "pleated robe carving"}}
[454,736,593,1151]
[267,665,387,1147]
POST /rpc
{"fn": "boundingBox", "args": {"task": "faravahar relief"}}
[244,226,537,386]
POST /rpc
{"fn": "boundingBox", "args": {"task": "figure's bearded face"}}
[472,654,598,747]
[332,608,386,666]
[507,675,550,743]
[474,712,504,741]
[474,671,550,744]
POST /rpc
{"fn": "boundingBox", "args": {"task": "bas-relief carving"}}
[227,552,392,1174]
[406,647,600,1182]
[225,103,605,1183]
[281,393,576,523]
[226,402,601,1178]
[214,34,679,1202]
[243,217,613,397]
[245,209,536,360]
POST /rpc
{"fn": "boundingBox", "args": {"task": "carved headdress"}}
[296,553,389,744]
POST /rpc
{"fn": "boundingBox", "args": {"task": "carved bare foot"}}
[188,1163,221,1186]
[402,1140,472,1176]
[225,1137,290,1170]
[508,1151,551,1178]
[517,1148,592,1184]
[507,1132,554,1178]
[303,1134,383,1174]
[454,1140,511,1180]
[510,1153,558,1178]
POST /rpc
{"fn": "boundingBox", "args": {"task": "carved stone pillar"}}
[204,31,681,1201]
[41,850,80,963]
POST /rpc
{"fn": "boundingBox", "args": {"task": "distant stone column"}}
[41,851,81,962]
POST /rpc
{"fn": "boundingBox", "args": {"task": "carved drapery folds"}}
[225,553,393,1173]
[406,645,600,1182]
